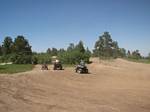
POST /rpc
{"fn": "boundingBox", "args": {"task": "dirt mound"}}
[0,58,150,112]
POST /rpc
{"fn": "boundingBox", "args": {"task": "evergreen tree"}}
[11,36,32,64]
[93,32,119,58]
[2,36,13,55]
[131,50,141,59]
[67,43,75,52]
[47,48,52,54]
[75,40,85,53]
[13,36,32,54]
[118,48,126,57]
[59,48,65,53]
[127,50,131,58]
[51,48,58,56]
[85,47,91,56]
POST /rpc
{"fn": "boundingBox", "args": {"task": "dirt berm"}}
[0,58,150,112]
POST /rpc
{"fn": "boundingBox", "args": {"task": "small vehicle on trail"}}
[53,59,63,70]
[75,60,88,74]
[41,64,48,70]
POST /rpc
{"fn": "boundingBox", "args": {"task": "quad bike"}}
[75,64,88,74]
[41,64,48,70]
[53,61,63,70]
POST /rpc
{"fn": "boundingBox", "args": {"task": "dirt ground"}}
[0,58,150,112]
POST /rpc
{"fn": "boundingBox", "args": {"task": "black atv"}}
[53,62,63,70]
[75,65,88,74]
[41,64,48,70]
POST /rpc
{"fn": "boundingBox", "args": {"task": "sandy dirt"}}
[0,58,150,112]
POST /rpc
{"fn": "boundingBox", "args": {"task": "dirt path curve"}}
[0,58,150,112]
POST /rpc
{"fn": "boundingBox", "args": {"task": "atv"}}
[41,64,48,70]
[53,61,63,70]
[75,64,88,74]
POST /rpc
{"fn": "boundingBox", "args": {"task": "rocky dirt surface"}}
[0,58,150,112]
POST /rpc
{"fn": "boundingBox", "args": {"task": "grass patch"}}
[0,64,34,74]
[63,64,75,68]
[126,58,150,64]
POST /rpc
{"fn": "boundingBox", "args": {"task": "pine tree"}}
[2,36,13,55]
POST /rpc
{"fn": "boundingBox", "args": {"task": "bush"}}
[31,56,38,64]
[58,50,90,65]
[33,53,52,64]
[10,53,32,64]
[0,54,15,63]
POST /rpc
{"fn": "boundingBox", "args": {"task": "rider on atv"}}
[53,59,63,70]
[75,60,88,73]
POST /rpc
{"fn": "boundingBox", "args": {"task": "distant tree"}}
[58,41,90,64]
[118,48,126,58]
[127,50,131,57]
[13,36,32,54]
[75,40,85,53]
[31,55,38,64]
[131,50,141,59]
[47,48,52,54]
[67,43,75,51]
[84,47,91,62]
[33,52,52,64]
[93,32,119,58]
[103,32,113,48]
[11,36,32,64]
[85,47,91,56]
[112,41,119,49]
[32,51,38,55]
[111,41,119,58]
[2,36,13,55]
[51,48,58,56]
[58,48,65,53]
[47,48,65,55]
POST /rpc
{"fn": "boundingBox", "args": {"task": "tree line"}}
[0,32,150,64]
[0,36,32,64]
[93,32,126,58]
[0,36,91,64]
[34,41,91,64]
[93,32,150,60]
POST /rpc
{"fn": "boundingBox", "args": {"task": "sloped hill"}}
[0,58,150,112]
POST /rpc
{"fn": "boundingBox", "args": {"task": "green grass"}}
[0,64,34,74]
[126,58,150,64]
[63,64,75,68]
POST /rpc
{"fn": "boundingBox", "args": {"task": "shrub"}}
[10,53,32,64]
[58,50,90,65]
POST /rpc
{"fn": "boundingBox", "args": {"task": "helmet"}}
[55,59,59,63]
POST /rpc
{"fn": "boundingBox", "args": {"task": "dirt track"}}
[0,58,150,112]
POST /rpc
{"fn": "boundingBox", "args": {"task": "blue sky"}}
[0,0,150,56]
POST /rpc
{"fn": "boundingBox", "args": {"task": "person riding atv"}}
[75,60,88,74]
[53,59,63,70]
[41,63,48,70]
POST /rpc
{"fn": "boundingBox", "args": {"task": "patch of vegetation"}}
[58,41,91,64]
[63,64,75,67]
[0,64,34,74]
[125,58,150,64]
[1,32,150,66]
[0,36,32,64]
[93,32,126,58]
[92,32,150,64]
[33,52,51,64]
